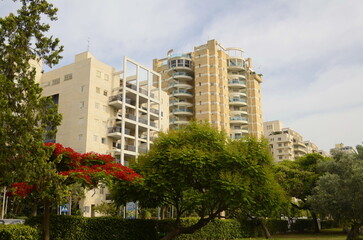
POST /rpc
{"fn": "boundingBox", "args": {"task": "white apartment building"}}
[264,120,321,161]
[40,52,169,217]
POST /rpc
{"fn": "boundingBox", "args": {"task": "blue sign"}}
[60,204,69,213]
[125,202,137,219]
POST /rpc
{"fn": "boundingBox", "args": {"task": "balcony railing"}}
[139,117,148,125]
[108,127,131,135]
[228,79,246,85]
[229,98,247,103]
[124,145,136,152]
[126,113,136,121]
[150,108,159,115]
[230,116,248,121]
[172,108,193,113]
[109,94,132,104]
[172,72,192,78]
[172,90,192,95]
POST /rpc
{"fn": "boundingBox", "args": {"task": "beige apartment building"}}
[264,120,321,161]
[40,52,168,216]
[153,39,264,139]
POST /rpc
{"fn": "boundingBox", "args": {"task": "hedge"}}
[0,224,39,240]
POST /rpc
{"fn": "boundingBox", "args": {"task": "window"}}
[79,101,85,109]
[96,71,101,77]
[199,101,202,105]
[95,102,100,109]
[104,74,109,81]
[64,73,72,81]
[279,156,282,160]
[278,143,282,147]
[93,135,98,142]
[80,85,86,92]
[279,150,282,153]
[101,138,106,144]
[103,90,108,96]
[52,78,60,85]
[99,188,104,194]
[78,134,83,141]
[96,87,100,94]
[78,117,84,124]
[199,82,201,86]
[278,137,282,141]
[199,91,201,96]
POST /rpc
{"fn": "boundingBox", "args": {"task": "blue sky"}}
[1,0,363,151]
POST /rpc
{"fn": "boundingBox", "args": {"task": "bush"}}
[26,215,290,239]
[0,224,39,240]
[290,219,315,232]
[321,220,340,229]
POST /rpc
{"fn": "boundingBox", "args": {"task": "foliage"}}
[26,215,278,240]
[93,202,120,217]
[0,224,39,240]
[112,122,281,239]
[309,151,363,239]
[0,0,63,186]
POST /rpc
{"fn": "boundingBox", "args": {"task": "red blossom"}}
[8,182,35,198]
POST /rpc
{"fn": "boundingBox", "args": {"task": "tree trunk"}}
[347,223,361,240]
[43,200,51,240]
[31,204,37,217]
[260,219,271,239]
[310,210,320,233]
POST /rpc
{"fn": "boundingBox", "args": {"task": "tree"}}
[0,0,63,185]
[8,143,141,240]
[274,153,331,232]
[309,151,363,240]
[112,122,280,240]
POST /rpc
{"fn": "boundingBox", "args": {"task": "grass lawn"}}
[237,229,351,240]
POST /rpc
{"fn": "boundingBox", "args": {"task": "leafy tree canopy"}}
[112,122,283,240]
[309,150,363,240]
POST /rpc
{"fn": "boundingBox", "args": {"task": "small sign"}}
[60,204,69,213]
[125,202,137,219]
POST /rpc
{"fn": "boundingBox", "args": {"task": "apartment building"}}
[331,143,356,154]
[153,39,264,139]
[40,52,168,216]
[263,120,320,161]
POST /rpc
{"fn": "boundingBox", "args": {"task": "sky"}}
[1,0,363,152]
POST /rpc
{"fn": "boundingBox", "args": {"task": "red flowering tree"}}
[8,143,141,240]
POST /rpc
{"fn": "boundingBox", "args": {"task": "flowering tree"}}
[8,143,141,240]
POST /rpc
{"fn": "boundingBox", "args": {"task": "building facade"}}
[264,120,321,161]
[40,52,168,216]
[153,39,264,139]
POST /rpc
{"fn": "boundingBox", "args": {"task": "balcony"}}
[229,98,247,106]
[169,100,193,107]
[168,82,193,90]
[228,79,246,88]
[230,109,247,116]
[169,119,190,125]
[171,72,193,81]
[230,116,248,124]
[125,113,136,121]
[170,108,193,116]
[168,58,193,75]
[138,147,148,154]
[227,60,245,71]
[108,94,132,108]
[172,89,193,98]
[107,127,131,138]
[150,108,159,115]
[124,145,136,152]
[138,117,148,125]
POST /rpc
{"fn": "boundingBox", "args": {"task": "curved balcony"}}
[229,92,247,98]
[169,119,190,125]
[168,82,193,90]
[170,72,193,81]
[230,116,248,124]
[172,89,193,98]
[169,100,193,107]
[228,79,246,88]
[228,74,246,80]
[168,58,193,75]
[229,98,247,106]
[231,128,249,134]
[170,108,193,116]
[230,109,248,116]
[227,59,245,71]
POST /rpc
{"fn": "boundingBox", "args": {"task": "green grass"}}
[237,229,351,240]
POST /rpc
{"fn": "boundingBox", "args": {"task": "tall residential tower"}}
[153,39,264,139]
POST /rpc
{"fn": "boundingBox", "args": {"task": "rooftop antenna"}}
[87,37,90,52]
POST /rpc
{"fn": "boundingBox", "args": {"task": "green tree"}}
[309,151,363,240]
[112,122,280,240]
[274,153,331,232]
[0,0,63,186]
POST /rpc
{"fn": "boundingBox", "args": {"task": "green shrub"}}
[321,220,340,229]
[266,219,289,234]
[291,219,315,232]
[0,225,39,240]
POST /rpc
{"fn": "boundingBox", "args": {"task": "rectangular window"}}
[93,135,98,142]
[78,117,84,124]
[64,73,72,81]
[278,137,282,141]
[96,87,100,94]
[104,74,109,81]
[96,71,101,77]
[78,134,83,141]
[103,90,108,96]
[80,85,86,92]
[101,138,106,144]
[52,78,60,85]
[79,101,85,109]
[95,102,100,109]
